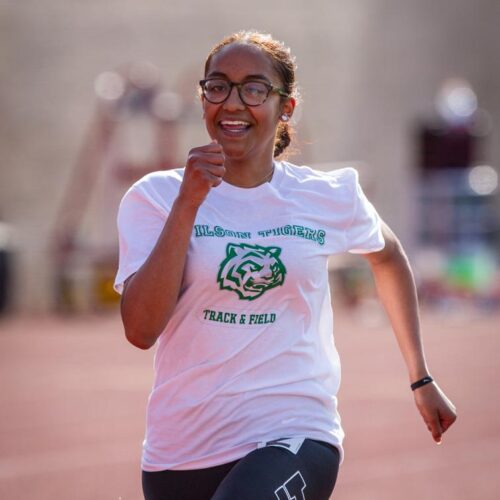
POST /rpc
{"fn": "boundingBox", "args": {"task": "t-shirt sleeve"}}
[114,185,168,294]
[345,169,385,254]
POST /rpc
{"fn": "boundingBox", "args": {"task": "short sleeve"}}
[345,170,385,254]
[113,185,168,294]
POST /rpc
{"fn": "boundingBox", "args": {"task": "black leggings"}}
[142,438,340,500]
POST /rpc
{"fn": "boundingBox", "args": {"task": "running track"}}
[1,306,498,499]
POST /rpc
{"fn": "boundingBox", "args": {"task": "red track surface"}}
[0,306,498,499]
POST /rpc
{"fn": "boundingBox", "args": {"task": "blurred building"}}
[1,0,499,312]
[414,79,499,306]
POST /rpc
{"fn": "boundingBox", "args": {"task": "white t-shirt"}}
[114,161,384,471]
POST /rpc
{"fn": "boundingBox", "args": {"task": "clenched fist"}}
[178,141,225,208]
[414,381,457,444]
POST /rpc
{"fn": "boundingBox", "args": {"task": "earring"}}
[281,114,289,122]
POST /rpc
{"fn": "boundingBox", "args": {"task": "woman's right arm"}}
[120,142,224,349]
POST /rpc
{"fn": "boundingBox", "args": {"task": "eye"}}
[205,79,229,94]
[242,81,268,98]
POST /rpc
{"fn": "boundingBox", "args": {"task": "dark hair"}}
[204,30,298,158]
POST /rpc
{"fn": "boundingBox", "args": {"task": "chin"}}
[220,143,249,161]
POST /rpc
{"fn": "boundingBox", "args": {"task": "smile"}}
[219,120,251,136]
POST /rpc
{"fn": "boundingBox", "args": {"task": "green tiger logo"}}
[217,243,286,300]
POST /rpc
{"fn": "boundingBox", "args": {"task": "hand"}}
[178,141,225,208]
[413,381,457,444]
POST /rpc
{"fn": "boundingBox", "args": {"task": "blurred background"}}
[1,0,499,499]
[1,0,499,314]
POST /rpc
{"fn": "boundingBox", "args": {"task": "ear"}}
[280,97,296,120]
[267,247,282,258]
[226,243,239,258]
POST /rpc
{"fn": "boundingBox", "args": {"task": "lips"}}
[219,120,251,136]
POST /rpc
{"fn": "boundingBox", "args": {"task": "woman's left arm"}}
[362,221,457,444]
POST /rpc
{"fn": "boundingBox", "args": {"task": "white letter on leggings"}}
[274,470,306,500]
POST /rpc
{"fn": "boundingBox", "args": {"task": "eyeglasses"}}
[199,78,289,107]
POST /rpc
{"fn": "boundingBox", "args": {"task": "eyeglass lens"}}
[203,79,270,105]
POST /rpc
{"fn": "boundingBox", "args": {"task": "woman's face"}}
[202,43,295,163]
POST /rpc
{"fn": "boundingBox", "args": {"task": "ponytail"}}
[274,122,292,158]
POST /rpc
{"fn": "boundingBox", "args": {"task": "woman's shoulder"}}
[279,161,359,190]
[131,168,184,194]
[125,167,184,199]
[119,168,184,213]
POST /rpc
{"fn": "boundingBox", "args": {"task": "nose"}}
[222,85,245,110]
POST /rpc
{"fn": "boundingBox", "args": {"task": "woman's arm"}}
[362,221,457,443]
[120,142,225,349]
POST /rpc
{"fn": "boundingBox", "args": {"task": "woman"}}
[115,31,457,500]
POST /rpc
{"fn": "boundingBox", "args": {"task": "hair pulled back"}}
[204,30,298,158]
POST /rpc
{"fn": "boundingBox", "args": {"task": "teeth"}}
[220,120,250,126]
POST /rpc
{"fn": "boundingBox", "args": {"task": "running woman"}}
[115,30,457,500]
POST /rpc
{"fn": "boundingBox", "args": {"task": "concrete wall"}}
[1,0,499,311]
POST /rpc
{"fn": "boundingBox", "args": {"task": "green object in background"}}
[446,250,497,292]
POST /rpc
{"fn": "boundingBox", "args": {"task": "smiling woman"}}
[114,30,456,500]
[198,38,296,186]
[203,31,298,167]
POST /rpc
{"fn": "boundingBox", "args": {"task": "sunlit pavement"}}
[0,305,498,499]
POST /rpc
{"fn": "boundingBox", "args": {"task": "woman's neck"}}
[223,157,275,188]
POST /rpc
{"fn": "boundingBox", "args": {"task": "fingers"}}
[203,139,225,157]
[207,164,226,179]
[415,383,457,445]
[430,405,458,444]
[185,143,225,179]
[427,415,443,444]
[197,163,226,189]
[186,143,225,166]
[179,142,226,207]
[440,404,458,433]
[194,151,225,166]
[207,171,225,187]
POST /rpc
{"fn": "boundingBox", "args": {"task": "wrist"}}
[408,360,431,383]
[174,193,203,213]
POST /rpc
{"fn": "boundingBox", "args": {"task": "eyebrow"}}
[205,71,272,83]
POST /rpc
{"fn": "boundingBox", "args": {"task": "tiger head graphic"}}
[217,243,287,300]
